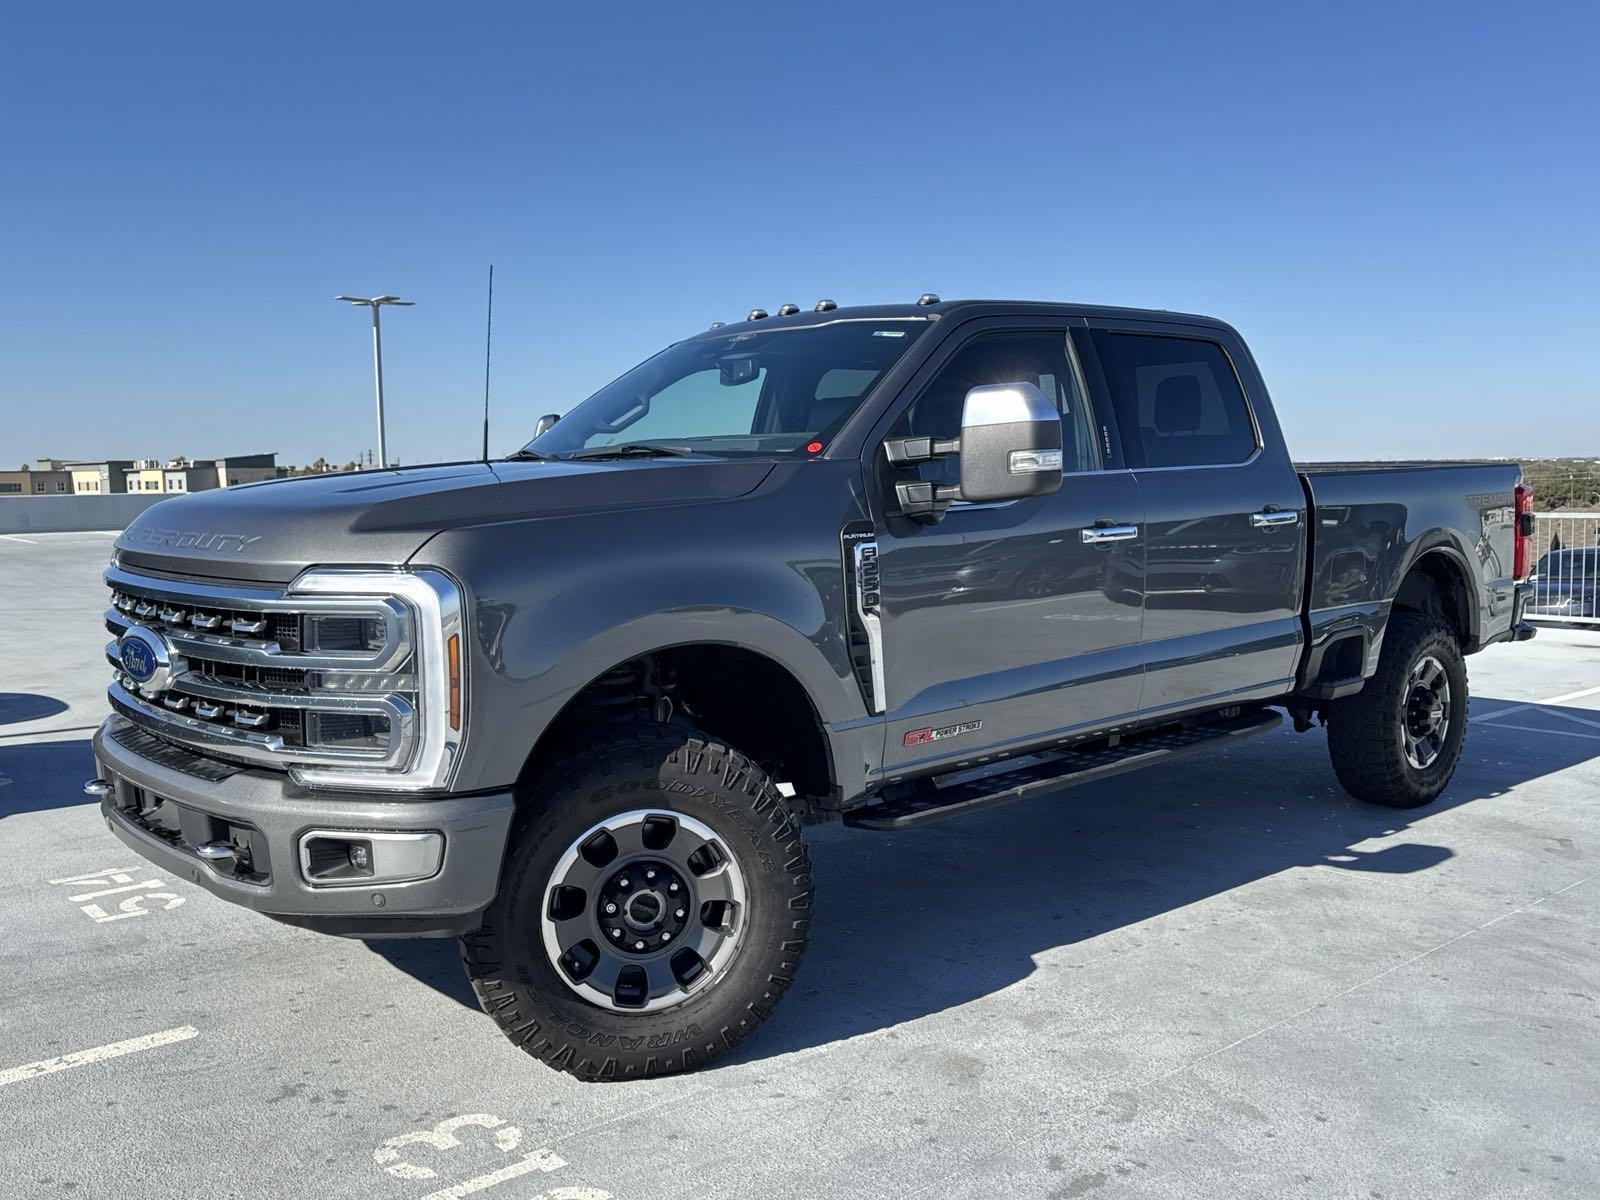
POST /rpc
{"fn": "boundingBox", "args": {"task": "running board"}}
[844,709,1282,831]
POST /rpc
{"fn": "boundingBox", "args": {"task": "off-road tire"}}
[1326,613,1468,808]
[460,726,812,1080]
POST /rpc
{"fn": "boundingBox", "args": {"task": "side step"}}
[844,708,1282,831]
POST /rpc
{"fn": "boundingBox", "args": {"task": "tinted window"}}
[1090,332,1257,468]
[888,331,1098,485]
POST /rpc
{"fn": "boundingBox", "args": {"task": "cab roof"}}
[685,298,1233,340]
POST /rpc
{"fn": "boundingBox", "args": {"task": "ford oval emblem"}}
[117,626,174,692]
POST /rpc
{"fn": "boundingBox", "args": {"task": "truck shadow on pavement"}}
[0,737,94,818]
[0,693,69,726]
[366,697,1600,1060]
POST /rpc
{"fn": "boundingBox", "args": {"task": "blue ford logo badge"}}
[119,637,157,682]
[117,626,174,691]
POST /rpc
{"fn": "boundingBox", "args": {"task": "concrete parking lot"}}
[3,531,1598,1199]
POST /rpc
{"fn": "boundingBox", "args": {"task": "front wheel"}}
[1326,613,1468,808]
[460,727,812,1080]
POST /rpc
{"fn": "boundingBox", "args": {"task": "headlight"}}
[285,568,466,792]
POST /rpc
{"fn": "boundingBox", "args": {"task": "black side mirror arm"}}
[883,436,963,524]
[883,435,960,466]
[893,480,962,524]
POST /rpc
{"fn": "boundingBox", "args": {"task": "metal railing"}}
[1526,513,1600,625]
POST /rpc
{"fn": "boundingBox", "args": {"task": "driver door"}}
[868,321,1146,779]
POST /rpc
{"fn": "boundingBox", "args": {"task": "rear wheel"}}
[1326,613,1468,808]
[460,727,812,1079]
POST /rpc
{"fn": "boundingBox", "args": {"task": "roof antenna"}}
[481,264,495,461]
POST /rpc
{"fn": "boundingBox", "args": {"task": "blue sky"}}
[1,2,1595,467]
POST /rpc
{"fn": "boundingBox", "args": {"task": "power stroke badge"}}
[903,719,983,748]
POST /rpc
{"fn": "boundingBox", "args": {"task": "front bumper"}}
[91,716,515,938]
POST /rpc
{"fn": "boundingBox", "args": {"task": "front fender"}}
[413,463,878,795]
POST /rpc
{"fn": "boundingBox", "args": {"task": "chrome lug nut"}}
[661,931,672,942]
[645,869,656,881]
[610,928,622,939]
[675,908,685,919]
[668,881,679,892]
[633,940,646,950]
[604,902,618,914]
[618,877,631,889]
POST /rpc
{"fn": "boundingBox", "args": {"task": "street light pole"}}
[336,294,414,468]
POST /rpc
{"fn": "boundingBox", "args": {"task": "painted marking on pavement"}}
[1478,722,1600,742]
[1472,683,1600,724]
[0,534,38,544]
[48,866,186,923]
[419,1150,566,1200]
[0,1026,198,1088]
[374,1114,597,1200]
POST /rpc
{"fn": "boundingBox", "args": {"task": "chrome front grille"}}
[102,563,460,789]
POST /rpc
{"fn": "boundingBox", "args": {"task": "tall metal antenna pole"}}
[482,265,495,461]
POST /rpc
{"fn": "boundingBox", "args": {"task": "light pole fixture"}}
[336,294,414,468]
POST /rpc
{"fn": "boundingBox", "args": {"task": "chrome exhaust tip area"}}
[83,778,113,797]
[194,841,240,863]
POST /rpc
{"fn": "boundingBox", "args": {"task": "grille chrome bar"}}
[108,680,416,767]
[105,603,411,672]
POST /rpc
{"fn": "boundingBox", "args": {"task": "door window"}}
[887,331,1098,485]
[1089,332,1257,468]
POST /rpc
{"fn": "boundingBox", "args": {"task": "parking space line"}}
[0,534,39,544]
[0,1025,199,1088]
[1471,683,1600,724]
[1476,722,1600,741]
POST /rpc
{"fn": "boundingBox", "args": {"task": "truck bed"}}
[1297,460,1523,687]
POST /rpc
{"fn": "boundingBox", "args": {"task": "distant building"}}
[125,458,179,493]
[2,453,281,497]
[0,464,72,495]
[67,459,136,494]
[213,453,280,487]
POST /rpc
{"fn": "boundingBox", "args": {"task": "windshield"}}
[521,319,930,458]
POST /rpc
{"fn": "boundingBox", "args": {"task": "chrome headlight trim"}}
[286,567,466,793]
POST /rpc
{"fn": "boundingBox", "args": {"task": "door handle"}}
[1251,510,1300,528]
[1081,523,1139,544]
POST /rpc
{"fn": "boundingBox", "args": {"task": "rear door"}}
[1076,320,1306,716]
[866,319,1147,778]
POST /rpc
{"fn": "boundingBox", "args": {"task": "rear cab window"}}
[1089,332,1258,468]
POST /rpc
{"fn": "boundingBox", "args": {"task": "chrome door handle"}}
[1251,510,1300,528]
[1081,523,1139,544]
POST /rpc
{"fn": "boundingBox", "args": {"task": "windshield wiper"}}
[565,443,695,461]
[503,448,550,461]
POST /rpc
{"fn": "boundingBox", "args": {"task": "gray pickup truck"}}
[89,297,1536,1079]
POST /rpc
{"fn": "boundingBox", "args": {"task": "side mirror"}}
[957,382,1064,503]
[532,413,561,437]
[884,382,1064,523]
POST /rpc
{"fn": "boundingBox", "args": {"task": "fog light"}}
[298,830,443,887]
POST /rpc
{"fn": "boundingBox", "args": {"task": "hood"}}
[115,458,775,585]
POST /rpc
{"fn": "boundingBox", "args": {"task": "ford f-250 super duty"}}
[88,297,1537,1079]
